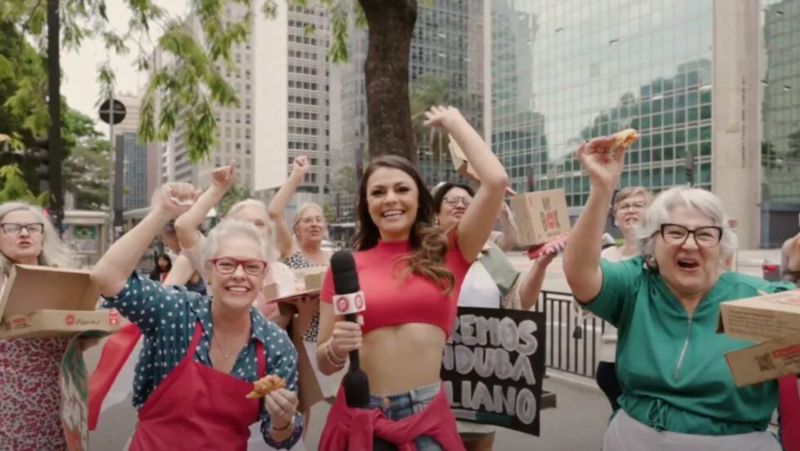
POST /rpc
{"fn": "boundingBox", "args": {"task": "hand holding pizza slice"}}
[612,128,639,150]
[245,375,286,399]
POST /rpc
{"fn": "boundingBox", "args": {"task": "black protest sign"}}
[441,307,546,436]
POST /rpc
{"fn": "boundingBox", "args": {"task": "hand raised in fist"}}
[152,183,198,218]
[292,155,310,177]
[211,165,235,190]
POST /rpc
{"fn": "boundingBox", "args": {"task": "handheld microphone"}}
[331,250,370,408]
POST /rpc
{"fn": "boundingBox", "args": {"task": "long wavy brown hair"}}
[352,156,455,294]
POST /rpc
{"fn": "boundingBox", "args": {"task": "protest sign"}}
[441,307,546,436]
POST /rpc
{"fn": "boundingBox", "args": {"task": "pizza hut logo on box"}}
[109,311,120,326]
[65,314,76,326]
[12,317,27,325]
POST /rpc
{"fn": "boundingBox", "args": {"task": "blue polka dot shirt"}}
[101,272,302,449]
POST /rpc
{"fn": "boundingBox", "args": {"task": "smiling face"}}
[295,206,325,245]
[0,210,44,265]
[614,193,648,235]
[652,205,723,296]
[436,186,472,232]
[366,167,420,242]
[207,234,268,311]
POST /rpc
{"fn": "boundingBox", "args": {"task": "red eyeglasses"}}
[209,258,268,276]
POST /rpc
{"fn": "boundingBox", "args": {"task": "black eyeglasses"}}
[659,224,722,247]
[210,258,268,276]
[444,196,471,207]
[0,223,44,235]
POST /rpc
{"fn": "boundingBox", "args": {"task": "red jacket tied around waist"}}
[319,384,465,451]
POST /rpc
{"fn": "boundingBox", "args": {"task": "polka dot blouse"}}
[101,272,302,449]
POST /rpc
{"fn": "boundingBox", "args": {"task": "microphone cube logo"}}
[354,293,364,310]
[335,296,350,315]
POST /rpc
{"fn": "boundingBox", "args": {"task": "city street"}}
[85,248,782,450]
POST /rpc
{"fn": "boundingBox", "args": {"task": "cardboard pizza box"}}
[266,267,327,316]
[717,289,800,385]
[509,189,571,248]
[448,137,479,180]
[0,265,121,339]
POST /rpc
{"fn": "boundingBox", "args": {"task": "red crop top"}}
[320,231,471,336]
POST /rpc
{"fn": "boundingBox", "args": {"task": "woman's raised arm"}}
[425,106,508,262]
[92,184,196,297]
[268,156,310,259]
[174,165,234,251]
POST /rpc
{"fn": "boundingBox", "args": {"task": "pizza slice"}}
[613,128,639,150]
[245,375,286,399]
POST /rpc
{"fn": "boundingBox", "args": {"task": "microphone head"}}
[331,250,359,294]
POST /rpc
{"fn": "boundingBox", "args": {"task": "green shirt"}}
[584,256,796,435]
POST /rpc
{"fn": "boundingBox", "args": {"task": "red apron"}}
[779,375,800,451]
[88,323,142,430]
[128,321,265,451]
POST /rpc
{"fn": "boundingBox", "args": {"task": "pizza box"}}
[265,266,327,315]
[717,289,800,385]
[0,265,121,339]
[509,189,571,248]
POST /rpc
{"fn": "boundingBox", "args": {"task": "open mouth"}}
[382,210,404,219]
[677,258,700,271]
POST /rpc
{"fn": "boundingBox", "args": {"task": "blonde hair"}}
[0,202,74,275]
[226,199,279,262]
[292,203,325,238]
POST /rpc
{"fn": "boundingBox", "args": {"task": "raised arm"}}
[91,184,196,297]
[563,137,624,303]
[493,203,519,252]
[518,243,562,310]
[174,165,234,251]
[268,156,309,260]
[162,254,197,286]
[426,106,508,262]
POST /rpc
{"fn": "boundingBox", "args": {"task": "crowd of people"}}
[0,106,799,450]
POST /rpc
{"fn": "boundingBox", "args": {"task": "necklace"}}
[212,332,245,360]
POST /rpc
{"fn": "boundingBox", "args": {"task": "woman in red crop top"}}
[315,105,508,451]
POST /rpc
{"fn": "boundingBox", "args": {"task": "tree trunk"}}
[358,0,418,164]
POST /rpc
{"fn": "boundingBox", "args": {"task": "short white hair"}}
[636,186,737,268]
[0,202,74,275]
[200,219,269,267]
[226,199,278,261]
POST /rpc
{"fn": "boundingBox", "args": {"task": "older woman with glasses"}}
[564,136,795,451]
[0,202,84,450]
[91,184,302,451]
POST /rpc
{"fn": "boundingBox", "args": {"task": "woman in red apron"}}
[0,202,90,450]
[90,183,303,451]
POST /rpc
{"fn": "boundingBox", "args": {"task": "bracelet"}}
[270,417,294,433]
[324,340,346,368]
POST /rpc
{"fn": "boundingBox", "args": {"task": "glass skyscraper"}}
[492,0,714,206]
[119,132,149,211]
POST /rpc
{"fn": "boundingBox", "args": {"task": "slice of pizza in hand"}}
[245,375,286,399]
[613,128,639,150]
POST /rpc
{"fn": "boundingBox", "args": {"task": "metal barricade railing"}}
[535,290,607,379]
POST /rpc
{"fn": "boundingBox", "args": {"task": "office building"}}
[760,0,800,245]
[252,1,332,216]
[156,3,255,190]
[332,0,490,223]
[490,0,800,248]
[116,132,149,210]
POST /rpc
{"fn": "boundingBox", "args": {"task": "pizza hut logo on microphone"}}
[335,296,350,315]
[65,314,76,326]
[354,293,365,310]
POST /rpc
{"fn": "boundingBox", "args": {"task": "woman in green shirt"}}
[563,135,795,450]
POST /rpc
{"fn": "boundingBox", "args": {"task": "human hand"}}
[330,320,362,356]
[211,165,235,190]
[424,105,463,130]
[296,294,320,317]
[152,183,198,218]
[292,155,310,177]
[536,240,566,266]
[576,136,624,192]
[263,388,298,430]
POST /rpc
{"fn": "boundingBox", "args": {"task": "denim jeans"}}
[367,382,443,451]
